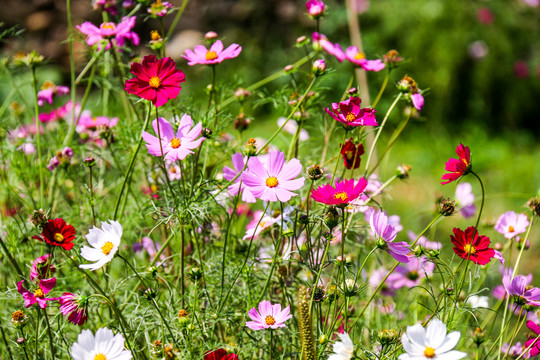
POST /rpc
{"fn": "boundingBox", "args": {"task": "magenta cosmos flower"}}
[125,55,186,107]
[142,114,204,162]
[441,143,471,185]
[58,293,89,326]
[182,40,242,66]
[370,210,410,263]
[245,300,292,330]
[325,96,377,129]
[77,16,139,50]
[242,150,304,202]
[306,0,326,18]
[37,81,69,106]
[495,211,530,239]
[30,254,56,281]
[311,178,368,206]
[312,32,346,62]
[345,46,385,72]
[17,278,56,308]
[503,274,540,306]
[223,152,256,203]
[525,321,540,357]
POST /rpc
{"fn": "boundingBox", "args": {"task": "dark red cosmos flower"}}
[450,226,495,265]
[34,218,76,250]
[340,138,364,169]
[204,349,239,360]
[125,55,185,107]
[441,143,471,185]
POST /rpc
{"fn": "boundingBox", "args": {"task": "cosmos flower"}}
[450,226,496,265]
[58,293,89,326]
[204,349,239,360]
[125,55,185,107]
[223,152,256,203]
[17,278,56,309]
[182,40,242,66]
[399,319,466,360]
[142,115,205,162]
[311,178,368,206]
[79,220,122,271]
[312,32,346,62]
[242,150,304,202]
[147,0,173,17]
[345,46,385,72]
[306,0,326,18]
[466,295,489,309]
[71,327,132,360]
[495,211,530,239]
[340,138,364,169]
[441,143,471,185]
[77,16,139,50]
[242,210,282,240]
[325,96,377,129]
[502,274,540,307]
[329,332,354,360]
[389,256,435,289]
[30,254,56,281]
[37,81,69,106]
[524,321,540,357]
[245,300,292,330]
[455,182,476,218]
[33,218,76,251]
[370,210,410,263]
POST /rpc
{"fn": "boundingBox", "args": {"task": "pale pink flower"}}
[495,211,529,239]
[77,16,139,50]
[245,300,292,330]
[370,210,410,263]
[182,40,242,66]
[455,182,476,218]
[345,46,385,72]
[223,153,256,203]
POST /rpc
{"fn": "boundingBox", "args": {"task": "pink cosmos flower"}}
[455,182,476,218]
[243,210,282,240]
[47,147,74,171]
[495,211,529,239]
[182,40,242,66]
[369,269,400,296]
[77,16,139,50]
[148,0,173,17]
[245,300,292,330]
[167,162,182,181]
[312,32,346,62]
[370,210,410,263]
[525,321,540,357]
[441,143,471,185]
[388,256,434,289]
[311,178,368,206]
[345,46,385,72]
[501,342,525,358]
[223,152,256,203]
[37,81,69,106]
[125,55,185,107]
[325,96,377,129]
[17,278,56,308]
[142,115,205,162]
[76,115,118,132]
[58,293,89,326]
[30,254,56,281]
[306,0,326,18]
[503,273,540,306]
[242,150,304,202]
[38,100,77,123]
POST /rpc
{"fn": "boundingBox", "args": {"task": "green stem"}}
[41,309,55,358]
[330,131,348,186]
[30,67,44,209]
[371,70,390,109]
[166,0,190,40]
[471,171,485,231]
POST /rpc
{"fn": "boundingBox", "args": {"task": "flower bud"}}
[472,327,485,346]
[147,266,158,277]
[348,87,358,95]
[244,138,258,156]
[234,113,250,132]
[526,197,540,217]
[438,198,456,216]
[312,59,326,76]
[310,286,325,302]
[11,310,28,328]
[378,329,400,346]
[29,209,48,227]
[177,309,190,327]
[205,31,218,44]
[144,288,157,300]
[17,337,25,345]
[84,157,96,167]
[396,164,412,179]
[319,334,328,344]
[307,164,324,181]
[324,206,340,230]
[295,35,309,47]
[343,278,358,297]
[188,267,202,281]
[13,50,44,67]
[383,49,403,69]
[201,127,213,138]
[283,64,295,73]
[306,0,326,19]
[234,88,251,102]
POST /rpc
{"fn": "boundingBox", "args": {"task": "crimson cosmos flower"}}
[325,96,377,129]
[311,178,368,207]
[340,138,364,169]
[33,218,76,250]
[441,143,471,185]
[450,226,496,265]
[125,55,185,107]
[204,349,239,360]
[58,293,89,326]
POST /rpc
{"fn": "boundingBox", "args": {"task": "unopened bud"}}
[29,209,48,227]
[201,128,213,138]
[438,198,456,216]
[312,59,326,76]
[526,197,540,217]
[188,267,202,281]
[244,138,257,156]
[348,87,358,95]
[383,49,403,68]
[472,327,485,346]
[205,31,218,44]
[284,64,295,73]
[84,157,96,167]
[319,334,328,344]
[234,88,251,102]
[234,113,250,132]
[378,329,400,346]
[295,35,309,47]
[324,206,340,230]
[307,164,324,181]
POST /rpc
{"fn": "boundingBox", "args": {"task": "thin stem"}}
[166,0,190,40]
[330,131,348,186]
[41,309,55,358]
[363,93,402,175]
[471,171,485,231]
[89,165,95,226]
[371,70,390,109]
[30,67,44,208]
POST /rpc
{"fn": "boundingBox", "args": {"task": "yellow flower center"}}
[34,289,44,298]
[424,347,436,358]
[101,241,114,255]
[149,76,161,89]
[345,113,356,122]
[508,226,515,233]
[265,315,276,325]
[54,233,64,243]
[206,51,218,60]
[333,191,349,202]
[41,80,55,90]
[354,52,366,60]
[170,138,181,149]
[464,243,476,255]
[150,30,161,41]
[151,184,158,192]
[94,354,107,360]
[101,22,116,31]
[265,177,279,188]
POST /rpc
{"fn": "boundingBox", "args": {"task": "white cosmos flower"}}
[467,295,489,309]
[79,220,122,271]
[329,332,354,360]
[399,319,467,360]
[71,327,132,360]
